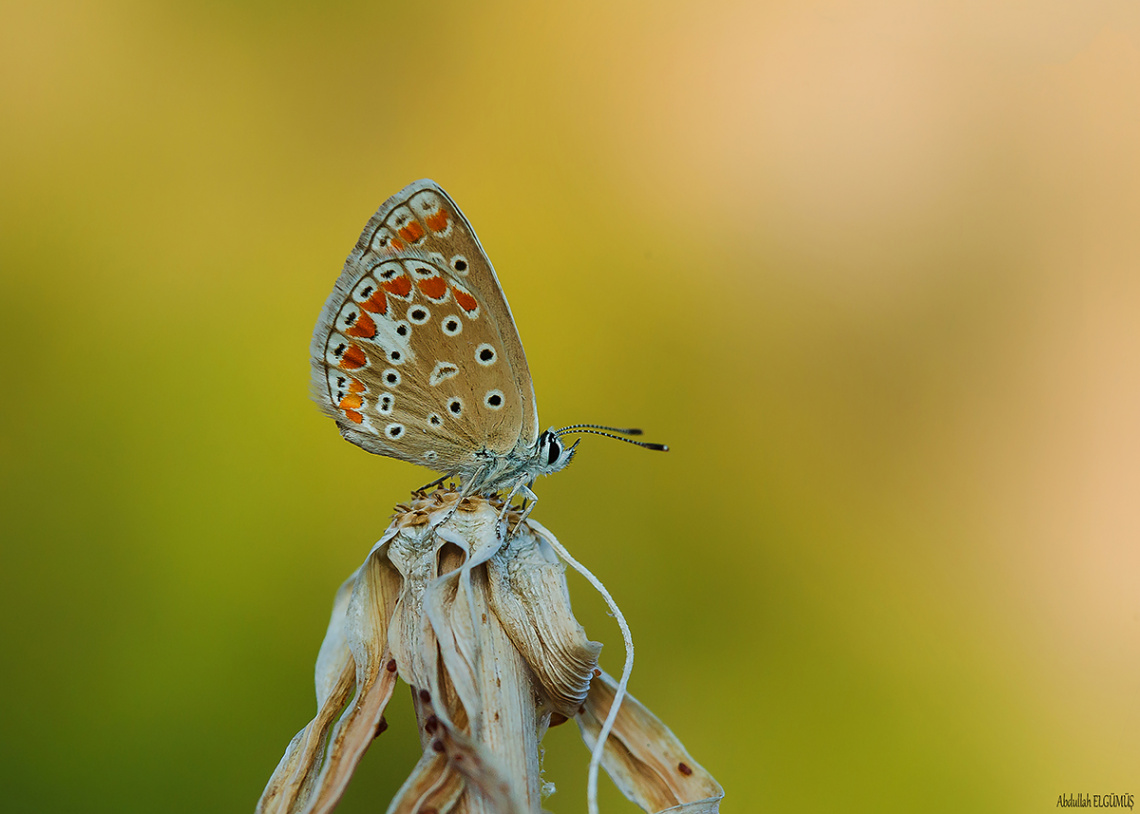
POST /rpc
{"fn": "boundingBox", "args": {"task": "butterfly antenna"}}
[554,423,645,436]
[555,428,668,451]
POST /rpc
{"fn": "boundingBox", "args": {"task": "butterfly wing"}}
[310,180,539,477]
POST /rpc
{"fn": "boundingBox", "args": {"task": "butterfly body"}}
[310,180,576,496]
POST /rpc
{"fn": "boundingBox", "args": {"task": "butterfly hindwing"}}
[310,180,538,477]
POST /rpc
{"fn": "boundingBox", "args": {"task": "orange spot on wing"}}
[338,394,363,410]
[345,310,376,338]
[417,275,448,301]
[340,344,367,369]
[382,275,412,298]
[453,286,478,313]
[348,378,365,393]
[390,238,405,252]
[398,221,425,243]
[343,408,364,424]
[425,209,450,233]
[360,290,389,314]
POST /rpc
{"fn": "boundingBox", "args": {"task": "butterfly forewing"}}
[310,180,538,477]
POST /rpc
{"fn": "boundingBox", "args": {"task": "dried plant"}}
[257,489,723,814]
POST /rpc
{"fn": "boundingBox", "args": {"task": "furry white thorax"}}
[460,429,577,495]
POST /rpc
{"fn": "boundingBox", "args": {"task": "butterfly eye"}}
[450,255,469,274]
[546,435,563,466]
[447,398,464,416]
[407,306,430,325]
[475,344,497,366]
[483,390,504,411]
[441,316,462,336]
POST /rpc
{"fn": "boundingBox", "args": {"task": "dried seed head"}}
[257,489,723,814]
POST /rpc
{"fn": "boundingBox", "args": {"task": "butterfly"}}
[310,179,665,505]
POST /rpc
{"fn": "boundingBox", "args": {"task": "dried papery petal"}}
[257,545,402,814]
[577,672,724,814]
[385,750,464,814]
[486,526,602,717]
[314,574,356,705]
[421,498,547,813]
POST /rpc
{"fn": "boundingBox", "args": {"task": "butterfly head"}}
[527,424,667,484]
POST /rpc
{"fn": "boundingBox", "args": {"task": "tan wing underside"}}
[309,180,538,473]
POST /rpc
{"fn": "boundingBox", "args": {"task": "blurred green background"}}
[2,1,1138,811]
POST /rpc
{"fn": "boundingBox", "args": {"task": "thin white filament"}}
[536,529,634,814]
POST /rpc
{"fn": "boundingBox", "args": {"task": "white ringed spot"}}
[450,255,469,275]
[427,412,443,428]
[387,348,405,365]
[441,315,462,336]
[407,305,431,325]
[377,393,395,415]
[385,422,405,440]
[475,343,497,366]
[483,390,505,410]
[382,368,401,387]
[447,397,464,417]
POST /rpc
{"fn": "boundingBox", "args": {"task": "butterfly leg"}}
[415,473,451,495]
[496,480,539,539]
[513,483,540,528]
[422,466,487,533]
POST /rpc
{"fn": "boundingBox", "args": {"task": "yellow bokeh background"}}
[2,1,1138,811]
